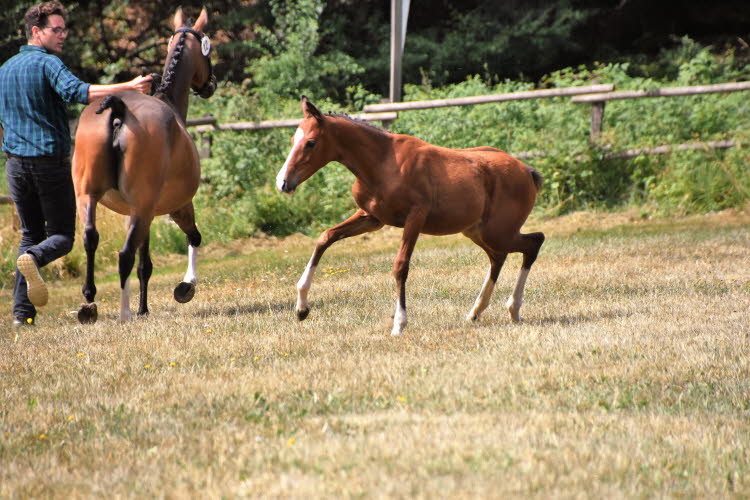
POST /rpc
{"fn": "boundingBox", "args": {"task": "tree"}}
[246,0,363,100]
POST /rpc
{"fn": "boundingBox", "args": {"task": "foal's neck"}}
[330,118,394,186]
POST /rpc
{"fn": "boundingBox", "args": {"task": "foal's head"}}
[158,7,216,100]
[276,96,335,194]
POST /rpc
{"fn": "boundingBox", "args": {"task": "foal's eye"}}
[305,140,316,149]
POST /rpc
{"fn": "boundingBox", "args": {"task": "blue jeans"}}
[5,154,75,321]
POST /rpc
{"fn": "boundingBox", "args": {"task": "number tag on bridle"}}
[201,36,211,56]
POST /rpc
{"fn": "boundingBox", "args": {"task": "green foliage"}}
[246,0,363,101]
[401,2,592,89]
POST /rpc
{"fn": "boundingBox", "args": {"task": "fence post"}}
[590,101,606,143]
[199,134,212,159]
[190,114,216,159]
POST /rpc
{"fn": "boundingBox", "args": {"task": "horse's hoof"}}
[78,303,98,324]
[507,306,522,323]
[174,282,196,303]
[296,308,310,321]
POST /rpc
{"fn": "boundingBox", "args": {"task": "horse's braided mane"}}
[326,112,389,135]
[154,29,188,95]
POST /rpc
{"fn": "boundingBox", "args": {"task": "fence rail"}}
[362,84,615,113]
[570,81,750,103]
[187,112,398,133]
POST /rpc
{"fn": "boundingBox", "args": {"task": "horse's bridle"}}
[172,27,217,98]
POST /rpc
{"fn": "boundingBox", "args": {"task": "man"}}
[0,2,153,328]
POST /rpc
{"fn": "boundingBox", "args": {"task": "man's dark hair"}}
[24,2,67,40]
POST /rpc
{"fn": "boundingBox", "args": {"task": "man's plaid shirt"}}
[0,45,89,158]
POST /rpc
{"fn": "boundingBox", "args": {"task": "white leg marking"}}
[391,299,408,336]
[276,127,304,191]
[296,261,316,314]
[505,268,529,323]
[182,245,198,284]
[467,266,496,322]
[120,278,132,322]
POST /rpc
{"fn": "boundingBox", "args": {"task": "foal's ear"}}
[173,8,184,30]
[193,7,209,32]
[301,95,324,123]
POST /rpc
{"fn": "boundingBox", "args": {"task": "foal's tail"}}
[95,95,126,188]
[528,166,544,191]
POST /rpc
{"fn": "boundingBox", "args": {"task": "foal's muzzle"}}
[278,179,296,194]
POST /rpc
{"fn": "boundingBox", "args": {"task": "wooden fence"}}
[186,83,616,158]
[571,81,750,142]
[185,80,749,160]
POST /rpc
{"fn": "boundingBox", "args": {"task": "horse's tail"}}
[528,166,543,191]
[95,95,126,189]
[95,95,126,133]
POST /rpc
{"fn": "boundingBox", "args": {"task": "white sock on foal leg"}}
[505,267,529,323]
[391,298,407,336]
[467,266,495,321]
[296,261,316,316]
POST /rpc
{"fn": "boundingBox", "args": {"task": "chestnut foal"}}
[276,97,544,335]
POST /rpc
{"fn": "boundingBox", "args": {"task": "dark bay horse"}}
[72,8,216,323]
[276,96,545,335]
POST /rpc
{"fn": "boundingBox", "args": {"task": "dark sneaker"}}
[13,318,35,328]
[17,253,48,307]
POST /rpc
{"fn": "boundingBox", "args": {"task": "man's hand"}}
[129,74,153,94]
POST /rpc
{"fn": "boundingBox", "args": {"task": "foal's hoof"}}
[174,282,196,303]
[507,306,522,323]
[296,308,310,321]
[78,303,98,324]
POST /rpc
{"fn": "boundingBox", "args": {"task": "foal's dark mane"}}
[326,112,390,136]
[154,28,189,96]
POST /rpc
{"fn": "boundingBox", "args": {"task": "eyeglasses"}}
[43,26,68,36]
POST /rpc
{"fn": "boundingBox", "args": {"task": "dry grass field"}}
[1,209,749,498]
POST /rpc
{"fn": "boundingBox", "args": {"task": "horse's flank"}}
[326,115,540,236]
